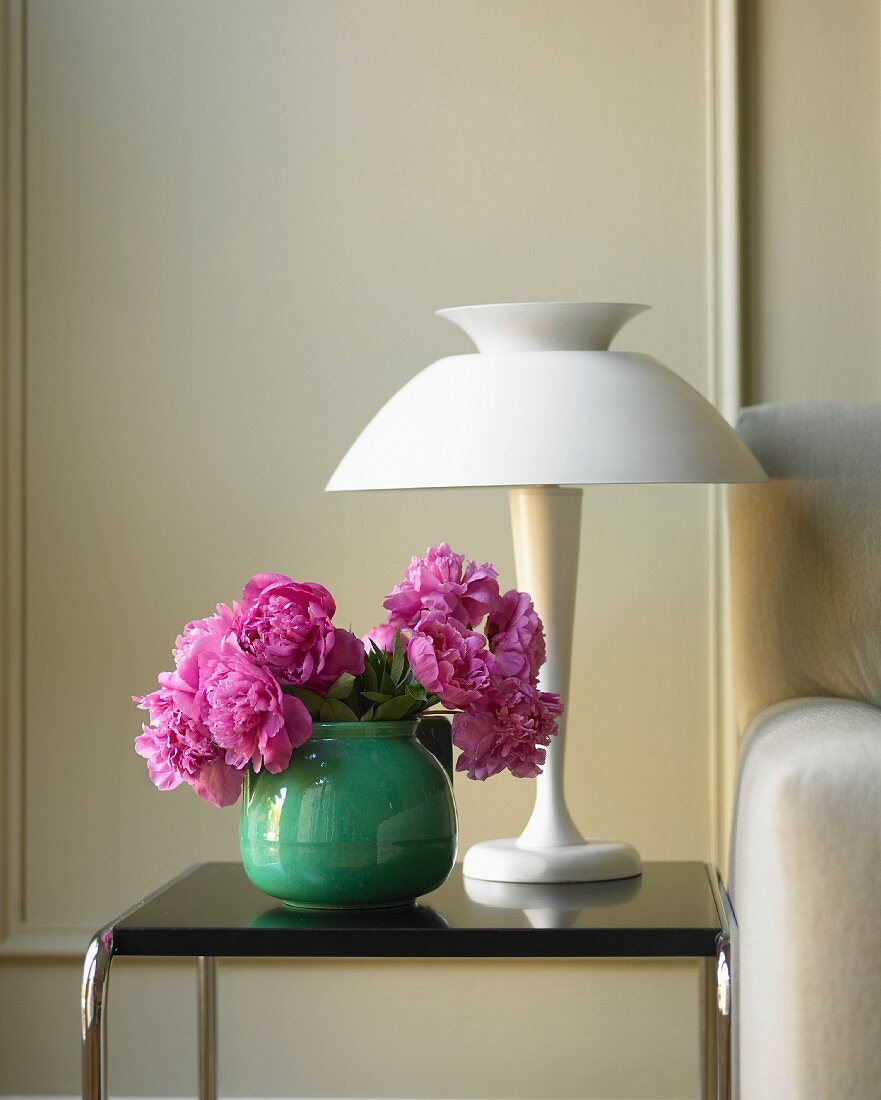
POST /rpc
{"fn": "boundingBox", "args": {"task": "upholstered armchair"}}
[728,403,881,1098]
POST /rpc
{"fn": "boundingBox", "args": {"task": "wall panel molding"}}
[0,0,27,951]
[0,925,91,957]
[706,0,744,875]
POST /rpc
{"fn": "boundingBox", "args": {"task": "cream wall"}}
[743,0,881,404]
[3,1,873,1098]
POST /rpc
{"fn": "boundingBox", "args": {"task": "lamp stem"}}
[509,486,585,849]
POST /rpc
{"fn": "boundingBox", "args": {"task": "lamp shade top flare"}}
[326,302,767,492]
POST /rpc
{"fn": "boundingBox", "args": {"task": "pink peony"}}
[134,687,242,807]
[157,604,236,720]
[407,611,491,709]
[361,623,410,653]
[452,679,564,781]
[191,757,246,808]
[237,573,365,689]
[486,589,546,684]
[173,602,238,671]
[197,635,312,773]
[384,543,499,629]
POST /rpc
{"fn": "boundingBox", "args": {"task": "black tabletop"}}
[107,862,721,958]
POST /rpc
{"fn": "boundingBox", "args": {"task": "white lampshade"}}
[326,302,766,491]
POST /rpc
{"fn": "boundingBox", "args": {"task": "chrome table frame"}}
[81,863,733,1100]
[705,864,734,1099]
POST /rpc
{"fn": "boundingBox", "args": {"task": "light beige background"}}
[1,1,879,1098]
[742,0,881,406]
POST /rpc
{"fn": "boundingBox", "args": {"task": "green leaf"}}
[366,648,385,681]
[374,695,420,721]
[360,705,374,722]
[362,691,393,703]
[406,683,427,700]
[318,697,358,722]
[390,629,405,682]
[283,686,325,718]
[362,661,378,694]
[380,672,397,696]
[327,672,356,700]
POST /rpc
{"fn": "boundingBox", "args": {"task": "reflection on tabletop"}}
[464,874,643,929]
[251,902,450,931]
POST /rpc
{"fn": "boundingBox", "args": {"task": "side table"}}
[82,861,732,1100]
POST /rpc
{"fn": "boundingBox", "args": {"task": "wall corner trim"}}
[706,0,744,877]
[0,0,27,951]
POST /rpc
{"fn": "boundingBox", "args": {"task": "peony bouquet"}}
[134,543,563,806]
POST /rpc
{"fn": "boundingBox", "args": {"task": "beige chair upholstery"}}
[728,403,881,1099]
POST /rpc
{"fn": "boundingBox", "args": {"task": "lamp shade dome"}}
[326,303,767,490]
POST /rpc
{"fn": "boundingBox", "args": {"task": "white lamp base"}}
[462,838,642,884]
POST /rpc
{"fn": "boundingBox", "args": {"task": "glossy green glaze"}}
[240,720,458,909]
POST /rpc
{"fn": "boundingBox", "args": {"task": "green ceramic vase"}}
[240,720,458,909]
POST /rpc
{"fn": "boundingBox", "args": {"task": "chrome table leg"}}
[699,955,719,1098]
[703,863,734,1100]
[81,929,113,1100]
[716,933,732,1100]
[198,956,218,1100]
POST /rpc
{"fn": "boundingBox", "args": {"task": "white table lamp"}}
[327,302,766,884]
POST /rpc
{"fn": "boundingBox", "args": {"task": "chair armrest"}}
[729,698,881,1099]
